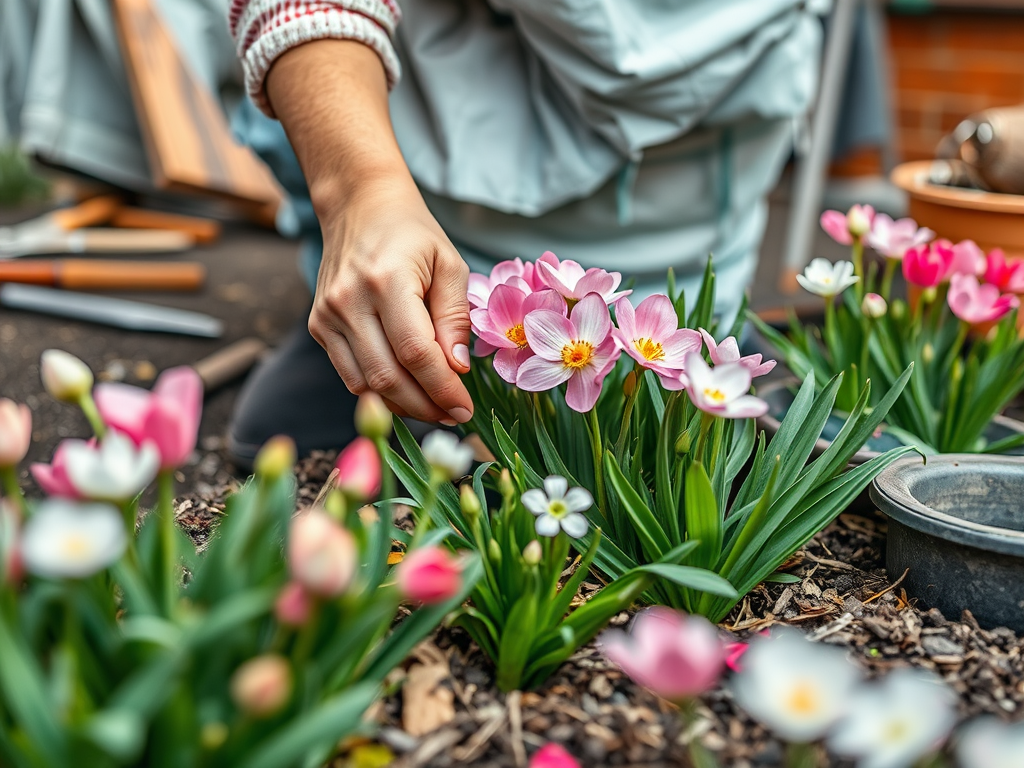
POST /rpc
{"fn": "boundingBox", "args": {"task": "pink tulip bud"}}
[846,204,874,238]
[335,437,381,501]
[529,743,581,768]
[0,399,32,468]
[902,240,955,288]
[274,581,314,626]
[354,392,392,440]
[288,510,357,597]
[396,546,463,605]
[861,293,887,319]
[230,655,292,717]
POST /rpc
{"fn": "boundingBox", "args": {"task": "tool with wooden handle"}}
[192,337,268,392]
[45,195,123,231]
[111,207,222,244]
[0,259,206,291]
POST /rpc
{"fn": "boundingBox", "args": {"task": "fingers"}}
[427,248,473,377]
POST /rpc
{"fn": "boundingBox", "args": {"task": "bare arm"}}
[266,40,473,425]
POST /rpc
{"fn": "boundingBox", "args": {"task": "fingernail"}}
[453,344,470,369]
[448,407,472,424]
[440,418,458,427]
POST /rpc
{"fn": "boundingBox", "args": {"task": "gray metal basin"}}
[870,455,1024,632]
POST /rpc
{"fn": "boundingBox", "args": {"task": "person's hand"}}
[309,174,474,425]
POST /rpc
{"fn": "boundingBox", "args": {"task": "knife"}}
[0,284,223,338]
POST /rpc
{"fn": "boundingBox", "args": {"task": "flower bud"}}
[499,468,515,499]
[396,545,463,604]
[952,357,963,385]
[40,350,94,403]
[861,292,887,319]
[0,399,32,468]
[530,743,581,768]
[488,538,502,565]
[230,655,292,717]
[274,581,313,627]
[335,437,381,501]
[460,484,482,519]
[921,286,937,304]
[846,204,873,238]
[891,300,907,321]
[288,510,357,597]
[674,430,691,456]
[921,343,934,365]
[522,539,542,566]
[622,370,637,398]
[354,392,392,440]
[201,722,229,751]
[254,435,296,482]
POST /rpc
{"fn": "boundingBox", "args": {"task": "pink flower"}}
[682,353,768,419]
[467,258,537,309]
[335,436,381,501]
[865,213,933,259]
[288,510,357,597]
[983,249,1024,294]
[699,328,776,378]
[902,240,955,288]
[0,399,32,468]
[536,250,631,305]
[948,273,1020,324]
[31,442,80,498]
[94,367,202,469]
[612,295,701,390]
[820,204,875,245]
[601,607,726,701]
[471,284,566,383]
[529,743,581,768]
[517,294,621,413]
[949,239,986,278]
[275,581,313,626]
[725,642,749,672]
[396,545,463,604]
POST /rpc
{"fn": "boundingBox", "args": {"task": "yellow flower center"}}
[506,324,528,349]
[785,683,820,716]
[548,500,568,518]
[703,387,727,404]
[561,340,594,370]
[634,337,664,362]
[882,720,911,744]
[61,534,92,560]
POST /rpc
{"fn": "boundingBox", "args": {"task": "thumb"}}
[428,247,472,374]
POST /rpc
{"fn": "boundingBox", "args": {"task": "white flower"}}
[796,259,860,299]
[731,628,861,743]
[521,476,592,538]
[829,669,957,768]
[63,430,160,502]
[862,292,888,319]
[20,500,127,579]
[40,349,94,403]
[421,431,474,480]
[956,717,1024,768]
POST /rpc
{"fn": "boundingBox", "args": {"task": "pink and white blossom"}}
[948,273,1020,324]
[31,442,81,498]
[471,284,565,382]
[820,204,875,245]
[865,214,933,259]
[0,399,31,469]
[698,329,776,378]
[682,353,768,419]
[535,251,631,305]
[467,258,539,309]
[796,259,859,299]
[612,295,701,390]
[949,239,986,278]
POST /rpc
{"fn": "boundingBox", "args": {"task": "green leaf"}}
[683,461,721,570]
[637,564,738,599]
[496,592,538,692]
[603,451,671,560]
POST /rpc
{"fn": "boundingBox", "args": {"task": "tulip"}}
[20,500,127,579]
[230,655,292,717]
[862,293,888,319]
[274,581,313,626]
[820,205,875,245]
[902,240,955,288]
[948,273,1020,324]
[865,214,933,259]
[948,239,985,278]
[612,295,702,390]
[354,392,392,440]
[288,510,357,597]
[467,257,539,309]
[983,248,1024,294]
[0,399,31,468]
[601,607,725,701]
[536,251,631,305]
[518,293,621,413]
[731,628,861,743]
[796,259,860,299]
[956,717,1024,768]
[335,437,382,501]
[94,367,203,469]
[698,329,776,378]
[420,431,474,481]
[521,476,591,539]
[529,743,581,768]
[396,545,462,604]
[30,442,80,498]
[60,430,160,502]
[470,284,566,383]
[829,668,957,768]
[40,349,94,403]
[254,435,297,481]
[682,353,768,419]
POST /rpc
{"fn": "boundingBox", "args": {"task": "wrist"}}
[310,162,417,221]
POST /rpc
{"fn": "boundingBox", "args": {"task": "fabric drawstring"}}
[615,157,642,227]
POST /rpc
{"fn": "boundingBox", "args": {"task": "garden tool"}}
[0,259,206,291]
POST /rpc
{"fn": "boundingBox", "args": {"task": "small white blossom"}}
[40,350,94,403]
[20,500,127,579]
[796,259,860,299]
[63,430,160,502]
[862,292,888,319]
[956,717,1024,768]
[521,476,592,539]
[421,431,474,480]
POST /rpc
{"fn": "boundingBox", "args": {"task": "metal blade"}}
[0,284,223,338]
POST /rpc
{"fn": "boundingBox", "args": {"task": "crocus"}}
[518,293,621,412]
[731,628,861,743]
[467,257,539,309]
[471,284,566,383]
[682,353,768,419]
[30,442,80,498]
[529,743,581,768]
[862,293,888,319]
[40,349,94,403]
[828,669,957,768]
[948,239,985,278]
[612,295,702,389]
[421,430,474,480]
[948,273,1020,324]
[865,213,933,259]
[796,259,860,299]
[94,366,203,469]
[536,250,631,305]
[335,436,381,501]
[698,329,776,378]
[0,398,31,468]
[601,607,726,701]
[274,581,313,627]
[902,240,954,288]
[396,545,463,604]
[20,500,127,579]
[288,510,357,597]
[983,248,1024,294]
[61,430,160,502]
[231,655,292,717]
[521,476,591,538]
[956,717,1024,768]
[820,204,875,245]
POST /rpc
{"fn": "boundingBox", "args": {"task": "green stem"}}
[0,467,25,516]
[852,240,865,302]
[694,413,714,462]
[157,470,177,617]
[785,742,819,768]
[614,366,643,461]
[77,392,106,440]
[880,258,897,301]
[679,698,720,768]
[587,408,608,518]
[707,417,724,479]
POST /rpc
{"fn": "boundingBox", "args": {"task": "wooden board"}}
[112,0,283,223]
